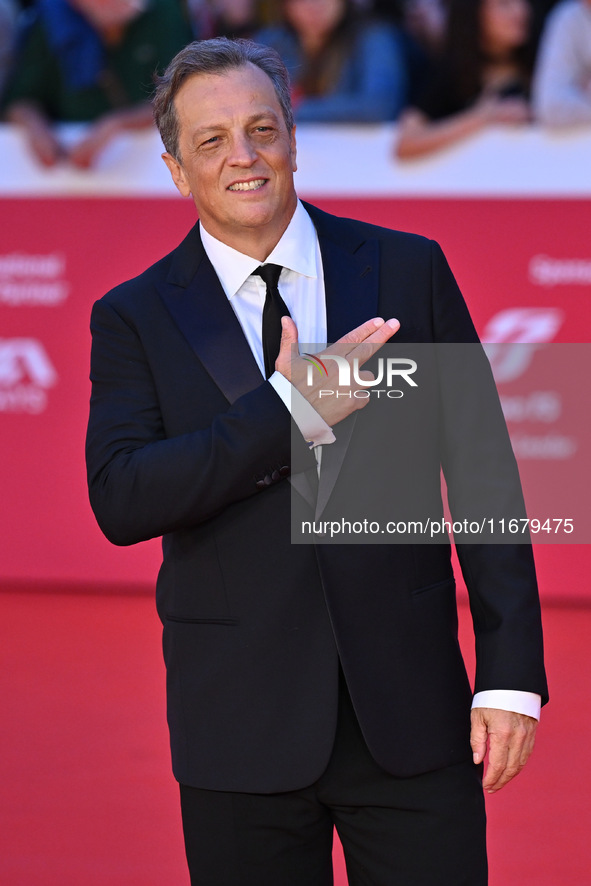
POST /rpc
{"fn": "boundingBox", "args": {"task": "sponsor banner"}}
[0,196,588,594]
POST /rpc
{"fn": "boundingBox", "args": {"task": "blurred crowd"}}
[1,0,590,168]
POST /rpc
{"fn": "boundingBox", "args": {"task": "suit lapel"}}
[304,204,381,518]
[157,223,263,405]
[309,219,380,343]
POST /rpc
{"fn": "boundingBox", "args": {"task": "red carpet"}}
[0,587,588,885]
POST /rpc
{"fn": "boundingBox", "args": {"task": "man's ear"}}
[162,152,191,198]
[290,126,297,173]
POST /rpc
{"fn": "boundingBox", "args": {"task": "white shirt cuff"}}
[269,371,335,448]
[471,690,541,721]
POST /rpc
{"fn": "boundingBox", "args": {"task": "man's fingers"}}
[483,742,526,793]
[279,315,298,346]
[280,316,399,366]
[469,711,488,765]
[278,316,399,387]
[330,317,387,349]
[347,318,401,368]
[482,732,511,792]
[472,708,538,794]
[327,317,400,362]
[275,316,299,379]
[484,725,536,793]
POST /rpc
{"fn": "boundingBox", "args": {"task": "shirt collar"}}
[199,200,318,299]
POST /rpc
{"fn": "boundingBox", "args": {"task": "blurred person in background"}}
[0,0,19,101]
[527,0,563,43]
[532,0,591,126]
[1,0,192,168]
[400,0,447,53]
[391,0,449,111]
[255,0,407,122]
[395,0,535,159]
[185,0,261,40]
[373,0,448,107]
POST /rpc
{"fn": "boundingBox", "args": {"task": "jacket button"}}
[264,474,273,485]
[271,470,280,482]
[279,465,290,477]
[255,479,266,489]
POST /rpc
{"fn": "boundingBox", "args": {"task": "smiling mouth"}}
[227,179,267,192]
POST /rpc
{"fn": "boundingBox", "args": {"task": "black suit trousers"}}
[180,674,487,886]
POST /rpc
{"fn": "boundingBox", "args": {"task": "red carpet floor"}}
[0,587,588,885]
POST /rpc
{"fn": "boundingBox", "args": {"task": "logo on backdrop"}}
[0,253,69,306]
[0,338,58,413]
[482,307,564,383]
[481,308,574,461]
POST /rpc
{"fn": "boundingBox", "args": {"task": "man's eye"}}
[202,136,220,146]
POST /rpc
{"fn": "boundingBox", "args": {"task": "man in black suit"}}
[86,37,547,886]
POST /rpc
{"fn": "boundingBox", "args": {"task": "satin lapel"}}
[157,226,263,405]
[157,224,316,507]
[306,205,381,518]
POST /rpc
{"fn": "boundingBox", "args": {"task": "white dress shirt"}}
[200,200,334,450]
[199,201,541,722]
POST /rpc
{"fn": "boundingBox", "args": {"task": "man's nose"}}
[227,133,257,165]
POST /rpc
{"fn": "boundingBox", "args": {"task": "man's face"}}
[162,64,298,255]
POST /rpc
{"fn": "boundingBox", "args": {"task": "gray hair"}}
[153,37,294,160]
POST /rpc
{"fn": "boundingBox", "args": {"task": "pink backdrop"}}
[1,195,589,597]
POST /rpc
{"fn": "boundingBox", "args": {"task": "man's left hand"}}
[470,707,538,793]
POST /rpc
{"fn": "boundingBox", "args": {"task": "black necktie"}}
[253,263,291,378]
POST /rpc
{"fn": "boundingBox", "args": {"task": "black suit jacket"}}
[86,203,548,792]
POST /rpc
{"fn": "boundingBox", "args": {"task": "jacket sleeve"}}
[429,240,548,704]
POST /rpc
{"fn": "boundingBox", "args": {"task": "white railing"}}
[1,122,591,197]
